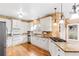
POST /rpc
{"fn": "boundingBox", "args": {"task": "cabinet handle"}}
[58,49,60,51]
[58,55,60,56]
[51,40,52,42]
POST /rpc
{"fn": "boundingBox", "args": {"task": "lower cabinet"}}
[49,40,65,56]
[12,35,28,46]
[21,35,28,43]
[6,37,13,47]
[31,35,49,51]
[6,35,28,47]
[39,38,49,51]
[12,35,23,46]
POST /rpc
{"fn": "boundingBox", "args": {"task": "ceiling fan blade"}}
[69,12,75,14]
[76,4,79,7]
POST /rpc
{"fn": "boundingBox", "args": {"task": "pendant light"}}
[70,3,79,20]
[59,3,64,24]
[53,8,57,25]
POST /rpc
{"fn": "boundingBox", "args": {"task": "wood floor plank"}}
[6,43,50,56]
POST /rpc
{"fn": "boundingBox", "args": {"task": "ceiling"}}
[0,3,74,20]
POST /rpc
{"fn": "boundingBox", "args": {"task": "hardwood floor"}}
[6,43,50,56]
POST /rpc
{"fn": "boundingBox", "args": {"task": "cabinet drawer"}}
[6,37,12,47]
[57,48,65,56]
[49,40,65,56]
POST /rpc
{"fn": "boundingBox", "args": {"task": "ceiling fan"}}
[69,3,79,14]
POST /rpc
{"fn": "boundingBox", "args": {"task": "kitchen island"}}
[49,39,79,56]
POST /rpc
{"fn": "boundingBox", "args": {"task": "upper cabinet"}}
[12,20,23,34]
[40,16,52,31]
[12,20,32,34]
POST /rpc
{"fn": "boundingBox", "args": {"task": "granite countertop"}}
[55,42,79,52]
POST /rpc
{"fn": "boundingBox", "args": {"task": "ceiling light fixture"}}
[59,3,64,24]
[53,8,57,25]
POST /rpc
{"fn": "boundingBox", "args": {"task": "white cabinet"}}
[6,37,12,47]
[57,48,65,56]
[40,17,52,31]
[12,35,28,46]
[49,40,65,56]
[39,38,49,51]
[12,20,23,34]
[26,22,32,31]
[12,20,32,34]
[12,35,22,46]
[0,18,29,47]
[11,20,29,46]
[31,35,40,47]
[6,35,28,47]
[22,35,28,43]
[49,40,58,55]
[31,35,49,51]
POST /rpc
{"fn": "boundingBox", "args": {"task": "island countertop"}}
[55,42,79,52]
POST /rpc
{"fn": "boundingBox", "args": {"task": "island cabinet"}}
[49,39,79,56]
[39,37,49,51]
[49,39,65,56]
[31,35,49,51]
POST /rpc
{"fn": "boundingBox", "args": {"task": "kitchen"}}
[0,3,79,56]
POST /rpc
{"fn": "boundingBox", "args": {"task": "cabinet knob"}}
[58,55,60,56]
[58,49,60,51]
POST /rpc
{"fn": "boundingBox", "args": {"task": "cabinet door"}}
[31,36,49,51]
[31,36,39,45]
[49,40,59,56]
[40,17,52,31]
[56,47,65,56]
[49,40,65,56]
[39,38,49,51]
[31,36,43,49]
[6,37,12,47]
[12,36,18,46]
[12,35,23,46]
[49,40,52,54]
[22,35,28,43]
[51,43,59,56]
